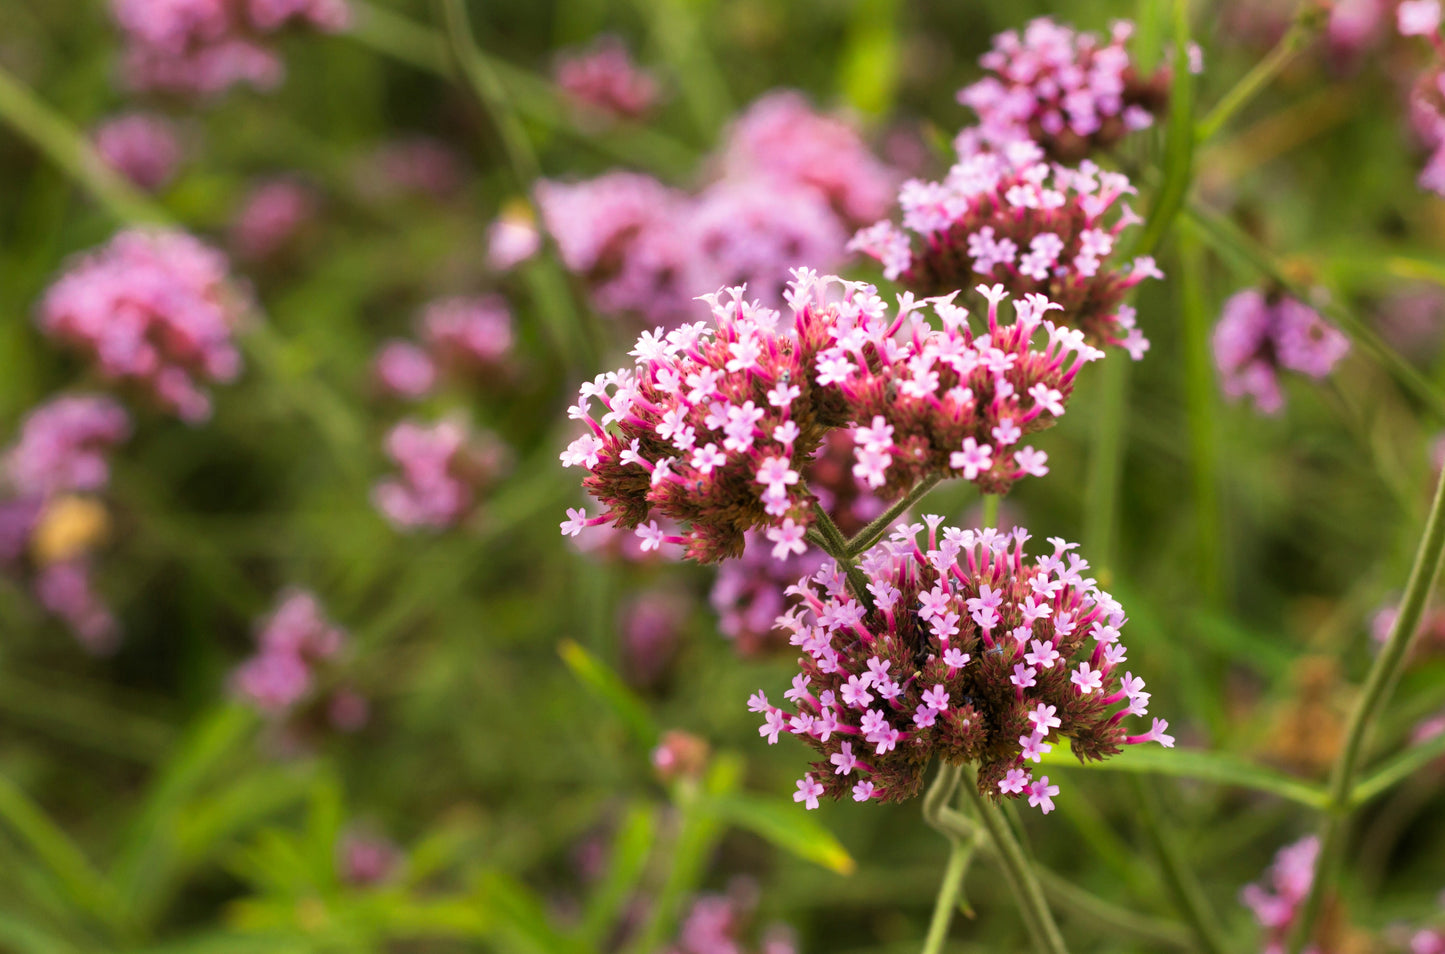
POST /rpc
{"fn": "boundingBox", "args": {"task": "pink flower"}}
[93,113,181,191]
[420,295,515,372]
[753,523,1158,810]
[230,178,317,261]
[3,395,131,498]
[1213,290,1349,414]
[373,417,509,531]
[373,341,437,400]
[232,590,347,714]
[554,35,659,120]
[40,230,250,422]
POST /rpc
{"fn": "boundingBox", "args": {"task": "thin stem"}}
[921,837,976,954]
[1179,231,1223,604]
[931,804,1189,950]
[1128,776,1229,954]
[1083,357,1129,571]
[847,474,942,556]
[1196,19,1308,144]
[981,494,1000,528]
[958,778,1070,954]
[437,0,600,369]
[812,506,877,614]
[0,63,167,225]
[1288,461,1445,953]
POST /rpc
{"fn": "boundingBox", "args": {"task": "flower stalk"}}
[1288,459,1445,953]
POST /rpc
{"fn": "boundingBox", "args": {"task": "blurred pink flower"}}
[40,229,250,422]
[1213,290,1349,414]
[93,113,182,191]
[373,340,438,400]
[3,395,131,498]
[231,178,318,261]
[555,36,659,121]
[421,295,514,372]
[234,589,347,714]
[373,417,508,531]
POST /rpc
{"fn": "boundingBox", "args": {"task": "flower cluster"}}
[373,296,516,400]
[828,282,1100,498]
[232,590,348,713]
[93,113,182,192]
[554,35,659,121]
[562,273,1095,561]
[850,139,1158,357]
[719,90,899,225]
[110,0,350,96]
[230,178,319,262]
[337,830,403,886]
[40,229,251,422]
[664,891,797,954]
[619,590,688,689]
[1401,2,1445,196]
[373,417,509,531]
[1212,289,1350,414]
[362,137,464,201]
[750,522,1170,811]
[957,18,1169,162]
[533,92,895,324]
[1,396,132,653]
[1240,836,1320,954]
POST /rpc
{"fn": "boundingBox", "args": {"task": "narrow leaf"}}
[557,640,659,750]
[702,793,856,875]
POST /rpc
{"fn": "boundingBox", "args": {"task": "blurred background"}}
[1,0,1444,951]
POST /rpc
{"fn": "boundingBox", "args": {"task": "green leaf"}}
[839,0,900,118]
[701,792,856,875]
[1131,0,1195,258]
[1039,739,1329,808]
[1349,730,1445,806]
[0,773,131,938]
[477,870,589,954]
[580,803,657,946]
[557,640,659,751]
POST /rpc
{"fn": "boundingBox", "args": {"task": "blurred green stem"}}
[437,0,601,369]
[956,779,1070,954]
[0,63,166,225]
[1196,19,1309,144]
[1179,232,1222,603]
[981,494,1000,528]
[1129,776,1228,954]
[1288,461,1445,953]
[1084,358,1129,570]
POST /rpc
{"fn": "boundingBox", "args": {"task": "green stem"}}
[1084,357,1129,571]
[921,836,976,954]
[436,0,600,369]
[812,506,876,614]
[0,63,166,225]
[1179,231,1222,604]
[981,494,1000,528]
[847,474,942,556]
[1128,777,1228,954]
[1196,19,1308,144]
[1287,460,1445,953]
[958,778,1070,954]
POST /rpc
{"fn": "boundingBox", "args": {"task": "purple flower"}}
[957,18,1169,162]
[40,230,251,422]
[554,36,659,121]
[373,340,438,400]
[1212,290,1350,414]
[233,589,346,714]
[4,395,130,498]
[373,417,509,531]
[93,113,182,191]
[1240,836,1319,947]
[230,178,318,261]
[753,523,1163,810]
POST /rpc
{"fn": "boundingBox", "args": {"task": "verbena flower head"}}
[720,90,899,225]
[850,139,1157,358]
[561,273,1093,561]
[34,560,119,653]
[373,340,438,400]
[373,417,509,531]
[826,282,1102,497]
[40,229,251,422]
[687,179,848,310]
[3,395,131,499]
[620,590,688,689]
[111,0,350,96]
[1213,289,1350,414]
[666,891,797,954]
[1240,836,1320,954]
[93,113,181,192]
[337,830,402,886]
[233,589,346,713]
[751,522,1168,810]
[957,18,1169,162]
[554,35,659,121]
[1402,6,1445,196]
[420,295,515,372]
[366,136,465,201]
[536,172,697,327]
[230,178,318,261]
[486,202,541,272]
